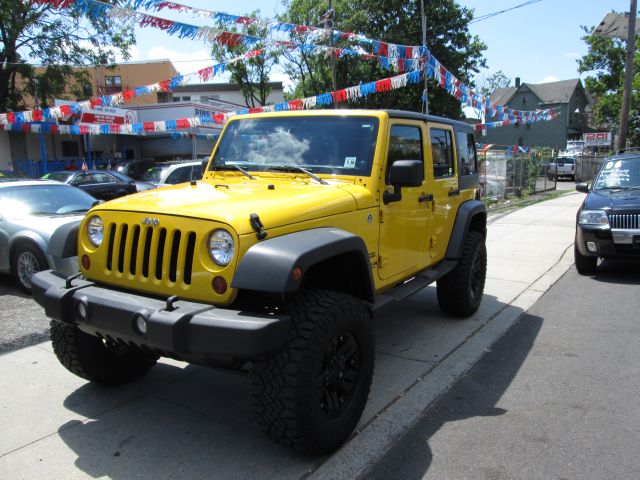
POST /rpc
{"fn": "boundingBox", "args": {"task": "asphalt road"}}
[363,258,640,479]
[0,273,50,354]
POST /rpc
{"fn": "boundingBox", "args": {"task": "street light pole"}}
[322,0,338,108]
[33,77,48,175]
[421,0,429,115]
[617,0,637,151]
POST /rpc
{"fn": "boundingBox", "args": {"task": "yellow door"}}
[426,124,462,261]
[378,121,432,280]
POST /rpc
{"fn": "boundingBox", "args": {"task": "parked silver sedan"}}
[0,179,96,293]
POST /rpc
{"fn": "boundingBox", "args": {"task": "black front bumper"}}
[31,270,290,360]
[576,225,640,258]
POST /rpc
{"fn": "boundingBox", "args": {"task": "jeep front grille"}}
[105,223,196,285]
[608,213,640,230]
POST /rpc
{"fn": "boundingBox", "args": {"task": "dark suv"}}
[574,148,640,274]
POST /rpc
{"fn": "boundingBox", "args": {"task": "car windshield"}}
[557,158,574,164]
[0,184,95,216]
[141,166,168,182]
[210,116,379,176]
[42,171,74,182]
[593,157,640,190]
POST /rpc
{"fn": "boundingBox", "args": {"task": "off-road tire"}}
[11,242,48,294]
[252,290,374,454]
[50,321,159,385]
[574,243,597,275]
[437,231,487,317]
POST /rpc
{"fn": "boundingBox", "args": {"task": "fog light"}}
[81,255,90,270]
[212,276,227,294]
[75,300,87,321]
[586,241,598,253]
[133,315,147,335]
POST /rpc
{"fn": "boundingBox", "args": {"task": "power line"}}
[470,0,543,24]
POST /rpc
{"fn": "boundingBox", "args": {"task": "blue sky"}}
[125,0,634,87]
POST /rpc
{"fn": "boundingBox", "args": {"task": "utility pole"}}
[322,0,338,108]
[421,0,429,115]
[33,77,48,174]
[617,0,637,151]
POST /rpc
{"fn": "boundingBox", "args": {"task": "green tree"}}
[278,0,486,117]
[209,12,281,108]
[472,70,511,119]
[0,0,134,111]
[578,25,640,145]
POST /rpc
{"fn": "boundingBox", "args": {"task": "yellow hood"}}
[93,179,364,235]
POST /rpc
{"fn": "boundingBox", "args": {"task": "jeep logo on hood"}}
[142,217,160,227]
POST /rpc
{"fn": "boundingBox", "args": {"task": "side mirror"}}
[575,182,590,193]
[384,160,423,204]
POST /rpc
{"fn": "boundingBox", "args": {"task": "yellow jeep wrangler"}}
[33,109,486,454]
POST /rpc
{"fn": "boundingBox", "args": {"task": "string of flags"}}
[9,0,562,137]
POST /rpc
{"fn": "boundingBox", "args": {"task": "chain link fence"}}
[478,151,556,199]
[575,155,606,182]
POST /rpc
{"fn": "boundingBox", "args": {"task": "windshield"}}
[0,184,96,216]
[42,171,74,182]
[141,166,168,182]
[556,157,575,164]
[593,158,640,190]
[210,116,379,176]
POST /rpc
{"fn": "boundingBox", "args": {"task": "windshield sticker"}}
[344,157,357,168]
[605,161,613,169]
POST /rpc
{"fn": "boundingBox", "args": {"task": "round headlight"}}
[87,215,104,247]
[208,229,235,266]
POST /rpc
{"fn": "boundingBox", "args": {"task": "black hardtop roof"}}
[383,109,474,132]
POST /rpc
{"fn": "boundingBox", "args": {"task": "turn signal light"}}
[81,255,90,270]
[212,276,227,294]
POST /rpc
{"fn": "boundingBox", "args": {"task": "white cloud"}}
[539,76,559,84]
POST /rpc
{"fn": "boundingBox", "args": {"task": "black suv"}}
[574,148,640,274]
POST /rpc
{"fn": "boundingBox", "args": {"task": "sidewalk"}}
[0,192,585,480]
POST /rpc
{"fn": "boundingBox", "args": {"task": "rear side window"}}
[456,131,477,175]
[430,129,454,178]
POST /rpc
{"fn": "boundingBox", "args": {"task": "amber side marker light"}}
[291,267,303,282]
[212,276,227,294]
[81,255,90,270]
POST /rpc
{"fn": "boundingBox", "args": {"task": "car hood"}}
[584,189,640,211]
[8,213,87,241]
[91,180,372,235]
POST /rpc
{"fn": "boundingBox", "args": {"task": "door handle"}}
[448,189,460,196]
[419,194,433,202]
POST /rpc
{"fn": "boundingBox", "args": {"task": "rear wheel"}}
[437,231,487,317]
[50,321,159,385]
[11,243,48,294]
[252,290,374,454]
[574,243,597,275]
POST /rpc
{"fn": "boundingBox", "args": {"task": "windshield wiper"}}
[268,165,328,185]
[212,164,255,180]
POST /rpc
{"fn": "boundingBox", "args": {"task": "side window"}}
[94,173,114,183]
[166,166,190,184]
[387,125,423,183]
[430,129,454,178]
[456,131,478,176]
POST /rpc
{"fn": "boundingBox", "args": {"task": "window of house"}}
[456,131,477,176]
[387,125,423,183]
[182,96,191,101]
[430,128,454,178]
[104,75,122,94]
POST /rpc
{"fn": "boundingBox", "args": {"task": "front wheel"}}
[11,243,48,294]
[50,321,159,385]
[252,290,374,454]
[574,243,597,275]
[437,231,487,317]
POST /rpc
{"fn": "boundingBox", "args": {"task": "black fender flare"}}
[445,200,487,260]
[231,227,374,302]
[47,221,81,258]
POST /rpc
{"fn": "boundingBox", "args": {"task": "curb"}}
[308,243,575,479]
